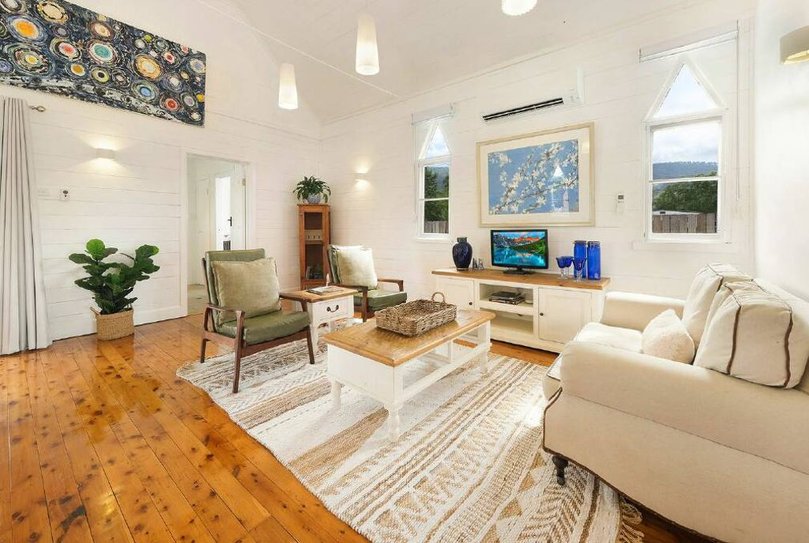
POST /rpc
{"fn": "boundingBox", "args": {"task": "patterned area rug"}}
[178,340,643,543]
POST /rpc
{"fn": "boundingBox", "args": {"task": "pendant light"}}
[278,63,298,110]
[356,13,380,76]
[501,0,537,16]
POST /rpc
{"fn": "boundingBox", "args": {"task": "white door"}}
[229,165,246,250]
[538,289,592,344]
[436,277,475,309]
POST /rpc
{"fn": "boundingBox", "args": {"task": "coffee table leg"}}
[330,380,343,410]
[387,406,401,441]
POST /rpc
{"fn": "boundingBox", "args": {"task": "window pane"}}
[423,126,450,158]
[424,164,449,198]
[652,121,720,180]
[652,180,718,234]
[423,200,449,234]
[652,64,719,119]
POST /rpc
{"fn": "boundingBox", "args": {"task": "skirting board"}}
[50,305,186,341]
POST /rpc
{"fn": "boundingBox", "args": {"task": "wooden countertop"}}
[280,287,358,303]
[432,268,610,290]
[322,309,495,367]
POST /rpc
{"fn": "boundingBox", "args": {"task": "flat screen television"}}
[490,229,549,274]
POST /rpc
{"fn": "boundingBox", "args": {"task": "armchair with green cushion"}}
[327,245,407,322]
[200,249,314,393]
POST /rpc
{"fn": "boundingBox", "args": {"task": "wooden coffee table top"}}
[322,309,495,367]
[280,287,358,303]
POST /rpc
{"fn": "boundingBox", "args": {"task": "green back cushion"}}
[333,246,378,289]
[211,257,281,324]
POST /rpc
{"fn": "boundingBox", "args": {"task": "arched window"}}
[416,123,451,239]
[646,61,725,239]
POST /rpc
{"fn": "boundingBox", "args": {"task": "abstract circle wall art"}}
[0,0,206,126]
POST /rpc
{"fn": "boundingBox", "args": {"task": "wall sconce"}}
[96,148,116,160]
[781,26,809,64]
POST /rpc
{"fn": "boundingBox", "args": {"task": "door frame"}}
[180,149,256,316]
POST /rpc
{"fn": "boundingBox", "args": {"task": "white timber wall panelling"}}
[753,0,809,299]
[2,0,321,340]
[320,0,756,301]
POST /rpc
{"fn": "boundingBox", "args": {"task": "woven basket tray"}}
[375,292,457,337]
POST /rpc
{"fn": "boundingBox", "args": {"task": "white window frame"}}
[644,59,728,243]
[416,122,451,241]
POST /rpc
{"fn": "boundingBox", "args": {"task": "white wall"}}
[1,0,320,340]
[753,0,809,299]
[320,0,756,301]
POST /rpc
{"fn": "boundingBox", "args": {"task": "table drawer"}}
[313,296,353,322]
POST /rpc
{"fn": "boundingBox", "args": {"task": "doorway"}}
[186,154,248,315]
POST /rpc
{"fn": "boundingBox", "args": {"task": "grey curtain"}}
[0,97,50,355]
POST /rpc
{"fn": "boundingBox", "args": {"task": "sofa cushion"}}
[211,258,282,325]
[574,322,642,353]
[333,246,378,289]
[217,310,310,345]
[695,281,809,388]
[354,289,407,311]
[681,264,750,345]
[642,310,695,364]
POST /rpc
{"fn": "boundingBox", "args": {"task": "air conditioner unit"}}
[481,68,584,122]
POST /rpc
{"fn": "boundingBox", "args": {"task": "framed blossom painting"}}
[478,123,594,226]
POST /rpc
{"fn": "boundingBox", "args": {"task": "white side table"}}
[280,287,358,346]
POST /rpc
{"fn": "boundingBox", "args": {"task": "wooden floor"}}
[0,314,708,543]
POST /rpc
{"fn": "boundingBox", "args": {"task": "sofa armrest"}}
[557,341,809,474]
[600,291,685,331]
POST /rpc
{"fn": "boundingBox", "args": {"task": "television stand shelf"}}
[432,268,610,353]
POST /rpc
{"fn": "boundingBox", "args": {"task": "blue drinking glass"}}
[556,256,574,279]
[573,257,586,281]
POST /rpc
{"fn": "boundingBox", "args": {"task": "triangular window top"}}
[652,64,720,120]
[422,125,450,159]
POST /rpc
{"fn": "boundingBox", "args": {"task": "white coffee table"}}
[280,287,358,346]
[323,310,495,441]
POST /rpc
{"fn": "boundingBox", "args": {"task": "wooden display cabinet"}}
[298,204,331,289]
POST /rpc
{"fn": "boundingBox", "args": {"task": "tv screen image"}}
[491,230,549,270]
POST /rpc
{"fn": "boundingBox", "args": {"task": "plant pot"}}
[306,194,323,204]
[92,308,135,340]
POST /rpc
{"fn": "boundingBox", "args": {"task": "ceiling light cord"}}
[193,0,397,98]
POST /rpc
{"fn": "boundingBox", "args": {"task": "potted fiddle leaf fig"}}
[293,175,331,204]
[69,239,160,340]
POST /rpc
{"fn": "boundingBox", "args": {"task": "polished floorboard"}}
[0,314,708,543]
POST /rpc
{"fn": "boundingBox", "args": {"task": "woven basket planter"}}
[92,308,135,341]
[376,292,457,337]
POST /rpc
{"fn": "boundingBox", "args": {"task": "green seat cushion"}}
[354,289,407,311]
[216,310,310,345]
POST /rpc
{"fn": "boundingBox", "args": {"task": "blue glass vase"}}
[587,241,601,280]
[452,237,473,270]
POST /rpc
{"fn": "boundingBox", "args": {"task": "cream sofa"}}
[542,280,809,543]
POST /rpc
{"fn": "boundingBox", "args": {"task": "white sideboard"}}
[432,269,610,353]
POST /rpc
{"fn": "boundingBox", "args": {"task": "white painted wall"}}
[320,0,756,301]
[1,0,320,340]
[753,0,809,299]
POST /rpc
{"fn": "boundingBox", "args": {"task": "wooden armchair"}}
[199,249,314,393]
[327,245,407,322]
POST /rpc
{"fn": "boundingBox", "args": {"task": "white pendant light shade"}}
[278,63,298,110]
[356,13,380,76]
[781,26,809,64]
[501,0,537,16]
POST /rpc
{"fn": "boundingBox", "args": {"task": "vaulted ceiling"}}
[199,0,694,123]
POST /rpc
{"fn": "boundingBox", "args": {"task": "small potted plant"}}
[69,239,160,340]
[293,175,331,204]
